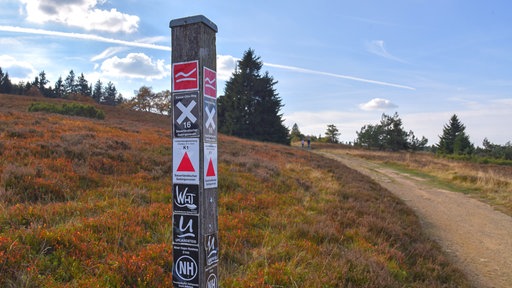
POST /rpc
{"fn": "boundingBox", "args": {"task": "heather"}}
[0,94,469,287]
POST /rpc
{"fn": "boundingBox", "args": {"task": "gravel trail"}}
[319,151,512,288]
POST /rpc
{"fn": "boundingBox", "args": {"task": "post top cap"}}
[170,15,218,32]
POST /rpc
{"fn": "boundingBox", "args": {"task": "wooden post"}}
[170,15,218,288]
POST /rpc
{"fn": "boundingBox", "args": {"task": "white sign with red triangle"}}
[173,138,200,184]
[204,143,217,188]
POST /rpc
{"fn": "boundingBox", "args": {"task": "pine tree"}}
[54,76,64,98]
[218,49,289,144]
[290,123,304,142]
[0,68,13,94]
[437,114,473,154]
[38,71,49,97]
[325,124,340,143]
[77,73,91,96]
[92,80,103,103]
[64,70,76,96]
[102,81,118,105]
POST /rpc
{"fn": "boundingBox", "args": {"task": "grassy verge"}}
[0,94,470,287]
[321,145,512,216]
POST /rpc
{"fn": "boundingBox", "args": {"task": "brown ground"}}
[318,150,512,288]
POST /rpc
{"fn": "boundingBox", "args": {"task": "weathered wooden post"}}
[170,15,218,288]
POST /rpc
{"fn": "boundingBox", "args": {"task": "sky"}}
[1,0,511,145]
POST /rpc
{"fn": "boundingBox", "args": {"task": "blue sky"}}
[1,0,511,145]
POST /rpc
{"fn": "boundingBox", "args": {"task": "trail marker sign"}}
[173,60,199,92]
[171,15,218,287]
[204,143,217,188]
[204,97,217,142]
[174,92,200,137]
[173,184,199,214]
[173,138,199,184]
[203,67,217,99]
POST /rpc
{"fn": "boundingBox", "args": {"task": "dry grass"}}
[0,94,470,287]
[319,145,512,216]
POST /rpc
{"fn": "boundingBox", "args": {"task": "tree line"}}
[0,67,124,106]
[292,113,512,161]
[4,54,509,159]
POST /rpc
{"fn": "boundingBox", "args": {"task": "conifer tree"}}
[218,49,289,144]
[325,124,340,143]
[290,123,304,142]
[64,70,76,95]
[437,114,473,154]
[0,68,13,94]
[92,80,103,103]
[54,76,65,98]
[77,73,91,96]
[103,81,118,105]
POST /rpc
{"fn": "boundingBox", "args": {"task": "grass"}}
[318,145,512,216]
[0,93,471,287]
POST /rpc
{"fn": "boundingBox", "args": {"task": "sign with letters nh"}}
[205,266,218,288]
[173,60,199,92]
[173,245,199,287]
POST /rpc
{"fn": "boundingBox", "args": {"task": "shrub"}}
[28,102,105,120]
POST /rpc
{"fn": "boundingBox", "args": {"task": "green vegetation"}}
[355,112,428,151]
[437,114,473,155]
[0,94,470,287]
[28,102,105,120]
[325,147,512,216]
[218,49,289,145]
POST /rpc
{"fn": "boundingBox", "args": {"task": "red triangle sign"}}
[206,158,216,177]
[177,152,195,172]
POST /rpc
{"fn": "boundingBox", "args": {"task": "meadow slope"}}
[0,94,470,287]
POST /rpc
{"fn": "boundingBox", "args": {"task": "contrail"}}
[264,62,415,90]
[1,25,415,90]
[0,25,171,51]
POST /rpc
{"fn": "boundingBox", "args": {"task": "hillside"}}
[0,94,470,287]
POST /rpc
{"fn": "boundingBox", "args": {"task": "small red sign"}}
[177,152,195,172]
[206,159,216,177]
[173,61,199,92]
[203,67,217,98]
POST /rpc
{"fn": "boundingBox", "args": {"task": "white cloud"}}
[359,98,398,111]
[100,53,169,81]
[91,46,128,61]
[366,40,406,63]
[20,0,139,33]
[217,54,237,81]
[0,54,37,82]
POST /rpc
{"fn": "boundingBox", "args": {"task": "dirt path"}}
[318,150,512,288]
